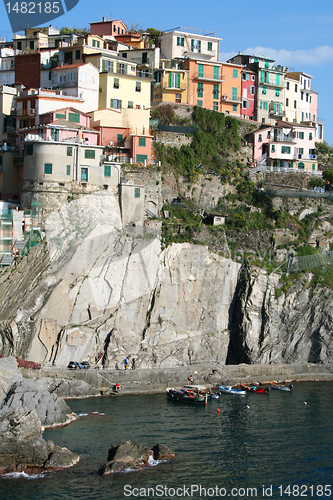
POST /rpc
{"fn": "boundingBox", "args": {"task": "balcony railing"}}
[260,79,284,88]
[294,154,317,160]
[221,94,242,103]
[194,72,224,82]
[272,134,296,143]
[269,104,285,117]
[16,108,36,116]
[162,84,186,91]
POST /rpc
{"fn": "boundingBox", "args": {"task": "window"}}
[242,101,249,109]
[208,42,213,51]
[281,146,291,154]
[75,50,80,60]
[233,69,238,78]
[232,104,237,112]
[276,90,280,97]
[114,77,119,89]
[213,66,219,80]
[286,98,289,107]
[310,96,312,103]
[262,87,267,95]
[267,131,271,139]
[104,165,111,177]
[135,81,141,92]
[177,37,184,47]
[198,64,204,78]
[249,86,255,94]
[287,81,290,90]
[0,156,2,166]
[135,187,141,197]
[265,61,269,68]
[139,137,146,147]
[272,145,275,152]
[66,165,70,176]
[197,100,203,107]
[17,41,22,50]
[309,133,313,140]
[169,72,180,88]
[213,84,219,99]
[67,147,72,156]
[128,101,133,108]
[295,84,298,92]
[68,112,80,123]
[276,74,280,86]
[258,134,262,142]
[29,41,34,50]
[197,82,203,97]
[232,87,237,100]
[175,93,181,103]
[102,60,113,72]
[26,144,33,156]
[110,98,122,109]
[213,102,218,110]
[191,39,201,52]
[294,100,297,109]
[301,91,304,100]
[117,134,123,145]
[122,53,127,58]
[44,163,52,174]
[136,155,147,164]
[306,93,309,102]
[81,168,88,181]
[142,52,147,64]
[85,149,95,159]
[116,62,127,74]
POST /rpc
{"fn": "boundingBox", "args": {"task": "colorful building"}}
[252,121,318,171]
[183,59,223,111]
[89,108,154,164]
[221,62,242,116]
[157,28,221,63]
[241,69,256,120]
[153,63,188,105]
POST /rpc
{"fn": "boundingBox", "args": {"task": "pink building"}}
[252,121,318,172]
[89,19,127,37]
[241,69,256,120]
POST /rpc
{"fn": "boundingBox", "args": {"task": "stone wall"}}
[154,131,192,149]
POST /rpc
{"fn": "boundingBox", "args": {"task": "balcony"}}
[162,84,186,91]
[194,72,224,83]
[260,79,284,88]
[16,108,36,117]
[221,94,242,103]
[269,103,285,117]
[294,154,317,161]
[272,134,296,143]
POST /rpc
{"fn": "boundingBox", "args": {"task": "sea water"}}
[1,381,332,499]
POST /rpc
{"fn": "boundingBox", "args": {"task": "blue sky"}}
[1,0,333,143]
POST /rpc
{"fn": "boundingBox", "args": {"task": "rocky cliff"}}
[0,190,332,368]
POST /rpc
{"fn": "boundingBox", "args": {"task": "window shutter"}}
[276,74,280,86]
[169,72,172,87]
[191,39,194,51]
[177,73,180,88]
[119,100,122,109]
[198,40,201,52]
[110,98,114,108]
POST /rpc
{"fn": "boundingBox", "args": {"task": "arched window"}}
[298,162,305,170]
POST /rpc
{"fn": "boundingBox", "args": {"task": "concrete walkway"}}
[22,363,333,396]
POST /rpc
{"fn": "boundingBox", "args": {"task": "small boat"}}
[219,385,247,395]
[167,388,207,404]
[210,393,219,399]
[270,383,293,392]
[240,384,270,394]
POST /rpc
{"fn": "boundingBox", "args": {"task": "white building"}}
[157,28,221,62]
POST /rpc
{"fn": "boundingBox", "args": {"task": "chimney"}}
[103,17,106,22]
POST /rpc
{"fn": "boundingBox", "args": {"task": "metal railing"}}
[194,72,224,81]
[221,94,242,103]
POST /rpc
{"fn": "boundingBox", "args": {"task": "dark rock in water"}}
[0,407,80,475]
[152,443,176,461]
[98,440,175,475]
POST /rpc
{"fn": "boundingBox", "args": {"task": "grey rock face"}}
[0,407,79,474]
[0,357,75,427]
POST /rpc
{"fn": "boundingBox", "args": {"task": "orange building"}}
[183,59,224,111]
[220,62,242,116]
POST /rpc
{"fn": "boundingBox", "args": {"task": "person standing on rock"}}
[124,357,129,370]
[132,358,136,370]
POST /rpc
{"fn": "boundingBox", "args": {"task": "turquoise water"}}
[1,382,333,499]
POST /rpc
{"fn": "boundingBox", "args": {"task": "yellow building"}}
[98,58,152,111]
[152,66,188,104]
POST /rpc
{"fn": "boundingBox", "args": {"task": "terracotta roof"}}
[53,64,84,70]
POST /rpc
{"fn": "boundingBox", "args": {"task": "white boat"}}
[219,385,247,395]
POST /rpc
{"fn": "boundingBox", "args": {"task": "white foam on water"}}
[3,471,50,480]
[148,455,163,466]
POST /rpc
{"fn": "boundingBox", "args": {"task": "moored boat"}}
[219,385,247,395]
[270,383,293,392]
[167,388,207,404]
[240,383,270,394]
